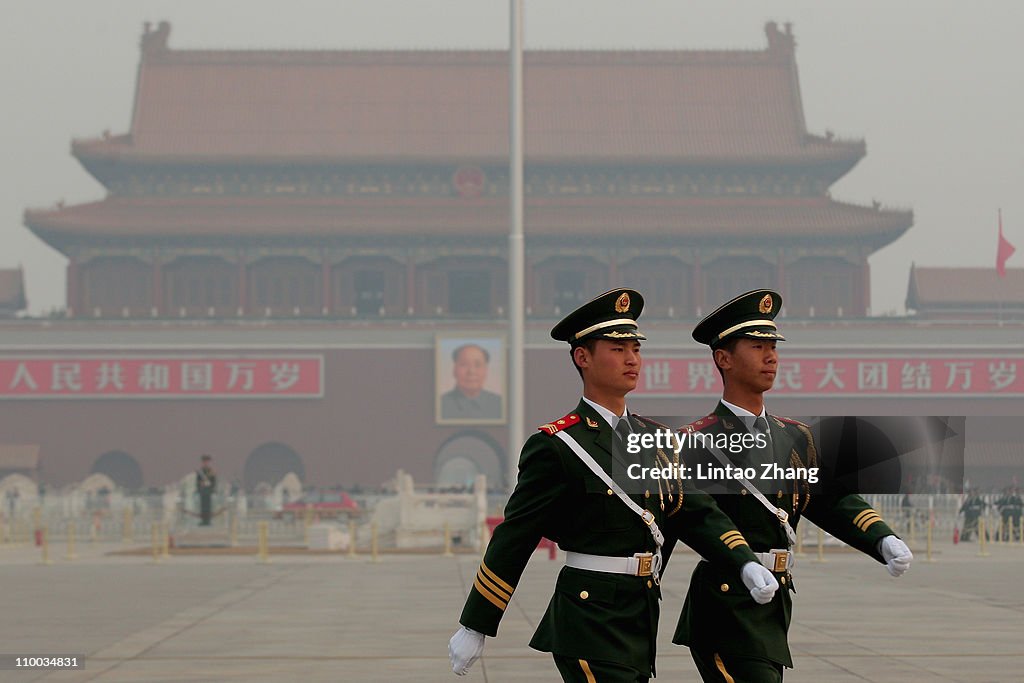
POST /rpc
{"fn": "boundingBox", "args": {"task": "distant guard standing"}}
[196,454,217,526]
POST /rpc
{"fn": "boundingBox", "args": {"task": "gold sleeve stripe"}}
[857,515,884,532]
[720,531,744,542]
[855,513,882,529]
[726,538,749,550]
[480,562,515,594]
[853,509,878,526]
[476,571,512,602]
[856,515,882,530]
[578,659,597,683]
[473,577,509,610]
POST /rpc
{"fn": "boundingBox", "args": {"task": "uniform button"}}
[647,580,653,589]
[780,576,787,585]
[579,591,589,600]
[740,489,748,496]
[777,491,784,499]
[607,489,614,496]
[720,583,729,592]
[645,490,650,499]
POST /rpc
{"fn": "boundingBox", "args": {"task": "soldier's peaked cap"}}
[551,289,646,345]
[693,289,786,348]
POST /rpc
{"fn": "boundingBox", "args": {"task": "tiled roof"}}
[72,22,862,166]
[25,196,910,246]
[907,266,1024,308]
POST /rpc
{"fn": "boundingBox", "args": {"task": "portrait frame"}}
[435,334,507,425]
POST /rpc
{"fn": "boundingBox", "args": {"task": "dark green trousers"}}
[553,654,649,683]
[691,649,783,683]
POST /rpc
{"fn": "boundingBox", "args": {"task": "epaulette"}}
[682,415,718,433]
[773,415,808,429]
[633,414,669,430]
[538,413,580,435]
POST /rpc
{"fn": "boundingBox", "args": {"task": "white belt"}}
[565,551,661,578]
[754,549,794,573]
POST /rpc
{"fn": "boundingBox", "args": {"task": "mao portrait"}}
[436,336,506,425]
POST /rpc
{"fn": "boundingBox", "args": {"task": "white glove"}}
[879,535,913,577]
[448,626,485,676]
[740,561,779,605]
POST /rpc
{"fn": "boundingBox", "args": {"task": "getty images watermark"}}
[609,416,967,496]
[622,428,820,485]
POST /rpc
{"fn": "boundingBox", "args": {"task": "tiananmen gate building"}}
[4,22,1021,492]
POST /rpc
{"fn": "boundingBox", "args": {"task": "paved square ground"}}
[0,539,1020,681]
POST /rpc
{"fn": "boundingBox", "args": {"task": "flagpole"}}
[508,0,525,493]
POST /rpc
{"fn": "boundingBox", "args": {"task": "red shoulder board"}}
[538,413,580,435]
[682,415,718,433]
[634,414,668,430]
[773,415,808,428]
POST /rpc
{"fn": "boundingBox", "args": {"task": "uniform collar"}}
[720,398,767,420]
[581,396,629,429]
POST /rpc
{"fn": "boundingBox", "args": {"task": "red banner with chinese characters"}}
[0,356,323,399]
[635,356,1024,397]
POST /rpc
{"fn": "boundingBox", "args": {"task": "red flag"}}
[997,209,1016,277]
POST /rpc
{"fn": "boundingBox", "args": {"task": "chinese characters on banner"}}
[0,356,324,399]
[636,356,1024,397]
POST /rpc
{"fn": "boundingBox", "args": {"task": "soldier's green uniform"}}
[456,289,761,682]
[994,489,1021,541]
[673,404,894,678]
[959,493,986,542]
[674,289,899,682]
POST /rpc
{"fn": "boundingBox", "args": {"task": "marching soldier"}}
[448,289,779,682]
[196,454,217,526]
[673,290,913,682]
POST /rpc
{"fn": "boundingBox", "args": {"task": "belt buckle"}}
[773,550,789,573]
[634,552,653,576]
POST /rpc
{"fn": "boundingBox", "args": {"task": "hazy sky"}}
[2,0,1020,316]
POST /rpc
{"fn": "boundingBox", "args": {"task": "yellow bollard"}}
[348,520,357,558]
[480,520,489,556]
[0,511,5,545]
[151,522,161,563]
[978,517,989,557]
[161,522,170,559]
[303,505,314,545]
[814,526,827,563]
[229,512,238,547]
[370,522,380,563]
[443,521,454,557]
[123,508,134,544]
[1019,516,1023,547]
[909,514,916,546]
[66,521,77,561]
[794,520,804,556]
[39,525,52,565]
[257,521,270,563]
[925,512,935,562]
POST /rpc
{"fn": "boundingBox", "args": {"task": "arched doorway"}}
[244,442,305,491]
[91,450,143,490]
[433,432,504,490]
